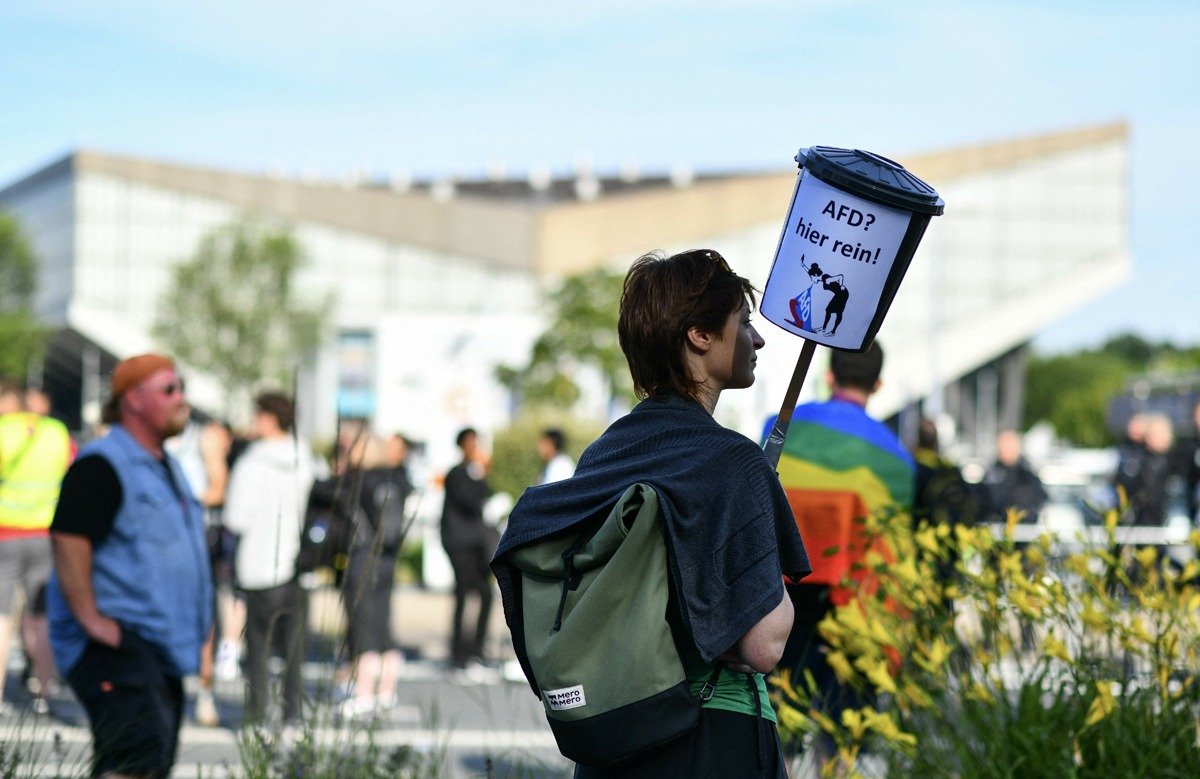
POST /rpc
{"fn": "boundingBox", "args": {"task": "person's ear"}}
[686,326,713,354]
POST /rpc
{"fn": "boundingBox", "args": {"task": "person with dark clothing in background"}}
[912,417,981,603]
[1174,400,1200,524]
[340,434,413,717]
[1113,413,1148,513]
[913,418,981,530]
[982,430,1047,525]
[441,428,497,673]
[1125,414,1173,526]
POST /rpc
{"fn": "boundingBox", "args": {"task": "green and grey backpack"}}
[501,483,719,767]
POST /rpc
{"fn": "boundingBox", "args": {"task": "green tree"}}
[153,221,331,414]
[0,210,45,379]
[496,267,632,409]
[489,408,605,500]
[1025,351,1137,447]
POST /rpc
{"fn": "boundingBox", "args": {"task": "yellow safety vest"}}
[0,412,72,531]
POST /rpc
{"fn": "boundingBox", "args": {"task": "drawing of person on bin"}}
[819,272,849,336]
[786,258,825,332]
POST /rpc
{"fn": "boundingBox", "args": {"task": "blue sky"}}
[2,1,1197,353]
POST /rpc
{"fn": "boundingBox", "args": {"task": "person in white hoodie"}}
[223,392,318,725]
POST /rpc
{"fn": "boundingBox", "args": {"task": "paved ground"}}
[0,585,573,778]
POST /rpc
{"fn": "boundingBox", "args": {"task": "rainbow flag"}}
[764,399,914,588]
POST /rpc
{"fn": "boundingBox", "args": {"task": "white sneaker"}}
[339,695,377,720]
[195,689,219,727]
[459,660,500,685]
[214,641,241,682]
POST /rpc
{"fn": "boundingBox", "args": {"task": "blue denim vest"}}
[48,425,213,676]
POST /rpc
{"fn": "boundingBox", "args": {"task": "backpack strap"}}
[697,665,723,702]
[551,526,590,632]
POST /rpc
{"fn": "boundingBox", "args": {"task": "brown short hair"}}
[254,391,295,433]
[618,249,757,403]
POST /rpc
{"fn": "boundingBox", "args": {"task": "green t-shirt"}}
[682,650,776,722]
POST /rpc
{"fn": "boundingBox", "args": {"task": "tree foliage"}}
[1024,332,1200,446]
[496,267,632,409]
[488,408,605,500]
[0,210,45,379]
[153,221,331,412]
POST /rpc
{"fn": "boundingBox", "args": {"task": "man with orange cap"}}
[46,354,212,779]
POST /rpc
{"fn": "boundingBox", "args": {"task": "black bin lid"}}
[796,146,945,216]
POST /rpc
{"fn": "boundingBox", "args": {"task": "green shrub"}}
[489,407,605,500]
[773,509,1200,777]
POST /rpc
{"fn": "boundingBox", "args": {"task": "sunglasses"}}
[151,378,186,396]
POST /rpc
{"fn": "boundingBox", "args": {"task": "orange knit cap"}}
[111,354,175,397]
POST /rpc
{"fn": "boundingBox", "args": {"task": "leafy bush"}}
[773,508,1200,777]
[489,408,604,500]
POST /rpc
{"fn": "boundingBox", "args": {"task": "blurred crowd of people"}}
[0,360,583,759]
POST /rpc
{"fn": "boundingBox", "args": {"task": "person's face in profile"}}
[703,299,765,393]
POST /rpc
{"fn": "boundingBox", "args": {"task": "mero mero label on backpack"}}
[544,685,587,711]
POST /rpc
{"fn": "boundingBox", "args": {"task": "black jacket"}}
[493,394,810,665]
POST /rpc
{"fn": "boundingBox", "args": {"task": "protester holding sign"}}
[494,249,810,777]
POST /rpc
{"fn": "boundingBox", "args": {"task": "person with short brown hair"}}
[497,249,809,777]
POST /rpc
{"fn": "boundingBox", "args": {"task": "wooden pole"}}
[762,339,818,468]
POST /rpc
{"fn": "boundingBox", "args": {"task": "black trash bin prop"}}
[761,146,944,466]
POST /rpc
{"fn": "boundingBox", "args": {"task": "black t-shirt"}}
[51,455,124,546]
[50,453,184,546]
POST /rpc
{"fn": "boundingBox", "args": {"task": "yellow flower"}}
[1104,507,1120,533]
[1010,590,1041,619]
[914,637,951,673]
[1064,553,1091,579]
[777,705,811,735]
[1083,682,1116,728]
[809,708,838,735]
[901,679,935,709]
[855,657,898,694]
[841,708,868,741]
[1134,546,1159,571]
[1005,507,1025,538]
[970,681,998,705]
[1043,634,1072,663]
[862,549,888,570]
[1128,615,1153,645]
[863,708,918,748]
[1080,603,1108,632]
[998,552,1022,576]
[914,526,940,556]
[826,651,857,684]
[893,557,922,587]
